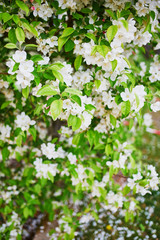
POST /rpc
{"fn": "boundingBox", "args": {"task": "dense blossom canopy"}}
[0,0,160,239]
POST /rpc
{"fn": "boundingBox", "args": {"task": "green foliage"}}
[68,114,81,131]
[50,99,63,120]
[74,55,82,71]
[121,100,131,117]
[107,25,118,43]
[0,1,160,239]
[15,27,25,43]
[37,85,58,96]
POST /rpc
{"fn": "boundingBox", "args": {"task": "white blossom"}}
[15,112,35,131]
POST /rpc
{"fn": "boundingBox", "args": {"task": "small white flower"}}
[133,172,142,181]
[0,80,9,89]
[121,89,134,102]
[68,152,77,164]
[19,60,34,76]
[16,71,34,88]
[143,113,152,127]
[6,59,15,75]
[15,112,35,131]
[151,101,160,112]
[13,50,27,63]
[32,83,42,96]
[33,158,59,179]
[46,36,58,48]
[38,56,50,65]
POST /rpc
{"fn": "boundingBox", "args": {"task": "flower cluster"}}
[0,0,160,239]
[33,158,59,179]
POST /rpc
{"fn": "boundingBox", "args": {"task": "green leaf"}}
[109,165,114,180]
[23,207,30,218]
[97,45,110,58]
[25,44,38,48]
[21,21,38,37]
[50,99,63,121]
[122,186,130,195]
[64,88,82,96]
[99,187,107,199]
[2,147,10,161]
[1,101,11,109]
[89,162,101,173]
[31,54,43,62]
[22,86,29,98]
[34,104,43,115]
[72,133,81,145]
[47,171,54,182]
[65,39,75,52]
[49,62,64,71]
[72,12,83,20]
[81,8,92,13]
[139,179,148,187]
[107,25,118,43]
[16,0,29,16]
[17,234,22,240]
[13,15,20,24]
[125,211,129,222]
[71,95,81,106]
[105,9,117,20]
[87,130,94,148]
[124,144,136,151]
[91,46,97,56]
[35,0,41,4]
[140,224,145,231]
[74,55,82,71]
[120,9,131,18]
[37,85,58,96]
[85,33,97,43]
[2,13,12,23]
[121,100,131,117]
[52,70,63,82]
[129,119,134,130]
[135,93,140,107]
[150,11,155,20]
[136,112,143,127]
[49,28,57,36]
[121,19,128,31]
[34,184,41,194]
[105,144,112,156]
[16,134,22,147]
[125,73,135,86]
[85,104,96,111]
[133,185,136,194]
[61,27,75,37]
[68,115,81,131]
[111,59,117,71]
[29,127,36,141]
[123,57,131,68]
[62,216,73,223]
[70,168,78,178]
[15,27,25,43]
[4,43,18,49]
[125,2,131,9]
[91,211,99,221]
[68,114,75,127]
[110,114,116,128]
[58,36,70,51]
[75,182,82,194]
[58,28,75,51]
[13,62,20,72]
[94,79,101,89]
[8,29,17,44]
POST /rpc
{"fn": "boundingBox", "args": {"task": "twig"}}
[0,72,9,75]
